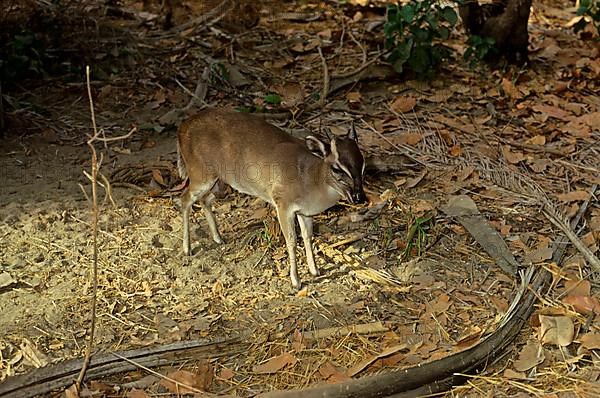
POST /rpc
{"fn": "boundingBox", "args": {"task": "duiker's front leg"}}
[276,206,300,289]
[297,214,318,277]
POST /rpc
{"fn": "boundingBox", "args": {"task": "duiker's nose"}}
[352,190,367,204]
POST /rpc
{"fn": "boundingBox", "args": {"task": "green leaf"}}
[399,5,415,23]
[264,93,282,105]
[441,6,458,26]
[439,26,450,40]
[425,13,438,30]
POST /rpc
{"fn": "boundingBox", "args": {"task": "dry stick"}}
[542,196,600,274]
[75,65,100,390]
[74,69,138,390]
[317,47,329,109]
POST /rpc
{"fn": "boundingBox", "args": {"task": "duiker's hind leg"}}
[181,178,220,255]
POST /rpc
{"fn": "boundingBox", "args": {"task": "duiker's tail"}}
[176,140,188,181]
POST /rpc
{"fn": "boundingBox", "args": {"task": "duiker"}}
[177,109,366,289]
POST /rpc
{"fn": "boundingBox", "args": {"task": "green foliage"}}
[464,35,497,67]
[0,31,47,82]
[573,0,600,37]
[402,214,432,259]
[263,93,282,105]
[384,0,458,78]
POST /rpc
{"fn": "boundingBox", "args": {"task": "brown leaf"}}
[526,135,546,145]
[64,384,80,398]
[346,91,362,103]
[580,333,600,350]
[502,145,525,164]
[152,169,165,186]
[563,295,600,315]
[272,82,305,108]
[539,315,574,346]
[160,370,206,394]
[513,339,544,371]
[219,367,235,380]
[529,159,550,173]
[448,144,462,157]
[318,362,350,383]
[532,105,572,121]
[503,368,526,379]
[253,352,297,374]
[557,190,591,203]
[564,279,591,297]
[127,389,151,398]
[428,293,451,314]
[346,344,407,377]
[501,78,521,99]
[524,247,553,264]
[391,96,417,113]
[392,132,422,146]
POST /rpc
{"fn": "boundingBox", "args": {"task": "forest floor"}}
[0,0,599,397]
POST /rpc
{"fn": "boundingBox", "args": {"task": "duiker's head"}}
[305,125,367,204]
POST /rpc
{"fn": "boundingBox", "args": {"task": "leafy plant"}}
[402,214,432,259]
[573,0,600,37]
[464,35,497,67]
[263,93,282,106]
[384,0,458,77]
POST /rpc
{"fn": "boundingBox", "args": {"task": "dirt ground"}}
[1,0,599,397]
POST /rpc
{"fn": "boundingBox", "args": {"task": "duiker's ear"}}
[306,135,329,159]
[347,122,358,142]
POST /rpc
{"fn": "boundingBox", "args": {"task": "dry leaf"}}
[406,170,427,188]
[318,361,350,383]
[253,352,297,374]
[391,96,417,113]
[513,339,544,371]
[272,82,305,108]
[152,169,165,186]
[557,191,591,202]
[428,293,451,314]
[346,91,362,103]
[529,159,550,173]
[524,247,553,264]
[64,384,80,398]
[503,368,526,379]
[564,279,591,297]
[532,105,572,121]
[20,339,48,368]
[127,389,151,398]
[502,145,525,164]
[448,144,462,157]
[346,344,407,377]
[392,132,422,146]
[160,370,206,394]
[539,315,574,346]
[580,333,600,350]
[501,78,521,99]
[563,295,600,315]
[219,367,235,380]
[527,135,546,145]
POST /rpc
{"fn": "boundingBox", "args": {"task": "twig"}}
[542,187,600,274]
[75,65,100,390]
[74,68,137,391]
[317,47,329,108]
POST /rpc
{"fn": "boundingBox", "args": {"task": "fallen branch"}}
[0,337,244,398]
